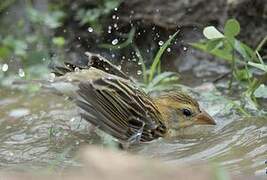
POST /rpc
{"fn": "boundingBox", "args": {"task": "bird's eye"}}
[182,109,192,116]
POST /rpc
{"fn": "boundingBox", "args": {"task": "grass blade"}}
[148,30,180,82]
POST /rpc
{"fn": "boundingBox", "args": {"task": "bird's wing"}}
[51,52,128,79]
[76,77,167,143]
[86,52,129,80]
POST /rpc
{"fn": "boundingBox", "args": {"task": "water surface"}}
[0,87,266,176]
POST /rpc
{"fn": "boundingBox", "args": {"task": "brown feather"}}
[76,77,167,142]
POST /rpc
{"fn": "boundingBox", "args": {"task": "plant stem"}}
[255,35,267,52]
[228,49,236,91]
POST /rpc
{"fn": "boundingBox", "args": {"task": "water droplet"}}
[117,65,121,70]
[105,67,109,71]
[112,15,116,19]
[122,56,125,59]
[18,68,25,77]
[113,23,118,28]
[77,36,81,40]
[167,48,171,52]
[138,62,142,65]
[112,39,118,45]
[111,54,115,58]
[42,58,46,61]
[158,41,164,46]
[114,8,118,11]
[2,63,8,72]
[132,58,137,62]
[137,70,142,75]
[88,27,93,32]
[183,47,187,51]
[48,73,56,82]
[74,67,80,72]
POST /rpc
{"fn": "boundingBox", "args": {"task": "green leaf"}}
[203,26,224,39]
[76,9,101,25]
[206,38,223,51]
[241,43,256,60]
[145,72,179,93]
[52,37,65,47]
[254,84,267,98]
[27,8,42,23]
[235,69,252,81]
[248,62,267,72]
[234,40,250,60]
[147,72,179,90]
[2,36,28,57]
[14,40,28,56]
[226,36,235,47]
[190,42,234,62]
[0,46,10,59]
[44,11,65,29]
[224,19,240,37]
[104,0,121,13]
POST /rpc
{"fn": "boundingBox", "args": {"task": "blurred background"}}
[0,0,266,83]
[0,0,266,179]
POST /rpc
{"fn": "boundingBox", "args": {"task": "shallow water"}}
[0,87,266,176]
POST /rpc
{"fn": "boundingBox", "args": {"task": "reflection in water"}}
[0,88,266,175]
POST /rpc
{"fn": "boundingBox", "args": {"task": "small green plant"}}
[191,19,267,105]
[0,3,66,80]
[99,29,180,92]
[137,30,180,92]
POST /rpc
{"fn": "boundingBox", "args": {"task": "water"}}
[0,87,266,175]
[0,88,93,171]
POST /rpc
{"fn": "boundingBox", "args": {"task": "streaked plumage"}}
[52,52,216,144]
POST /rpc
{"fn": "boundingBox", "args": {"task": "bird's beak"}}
[195,110,216,125]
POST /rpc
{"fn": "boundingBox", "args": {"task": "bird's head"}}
[153,91,216,130]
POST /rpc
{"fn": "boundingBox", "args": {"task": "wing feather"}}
[76,77,167,142]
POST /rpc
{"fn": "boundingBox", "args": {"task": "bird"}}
[51,52,216,144]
